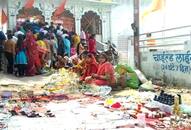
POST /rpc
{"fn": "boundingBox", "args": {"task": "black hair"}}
[37,32,44,40]
[51,35,54,40]
[76,42,81,55]
[79,51,88,59]
[87,53,94,58]
[62,29,68,34]
[99,53,108,61]
[45,33,51,40]
[17,34,24,50]
[7,34,13,39]
[90,34,96,39]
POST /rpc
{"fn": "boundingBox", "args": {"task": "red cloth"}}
[24,32,41,76]
[80,55,98,81]
[88,38,96,54]
[1,9,8,25]
[54,0,67,16]
[24,0,35,9]
[111,102,121,109]
[92,62,116,86]
[85,32,90,41]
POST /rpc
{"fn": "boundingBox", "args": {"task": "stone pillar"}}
[102,10,112,42]
[74,6,81,35]
[102,13,107,42]
[44,10,52,24]
[43,2,53,24]
[7,7,17,30]
[108,10,112,41]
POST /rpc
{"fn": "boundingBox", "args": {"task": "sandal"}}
[9,110,18,116]
[27,111,38,118]
[46,111,55,117]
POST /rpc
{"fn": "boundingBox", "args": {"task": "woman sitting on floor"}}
[80,53,98,81]
[85,53,116,86]
[71,51,88,75]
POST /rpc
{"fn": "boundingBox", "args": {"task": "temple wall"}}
[6,0,113,42]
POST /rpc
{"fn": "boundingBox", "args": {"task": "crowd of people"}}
[0,20,116,87]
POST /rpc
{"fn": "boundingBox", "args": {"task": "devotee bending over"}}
[86,53,116,86]
[55,56,73,69]
[55,55,65,69]
[62,34,71,57]
[36,32,49,67]
[80,53,98,81]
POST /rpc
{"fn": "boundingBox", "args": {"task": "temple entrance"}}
[52,10,75,32]
[81,11,102,35]
[17,7,45,23]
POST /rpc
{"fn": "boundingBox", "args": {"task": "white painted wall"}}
[141,50,191,87]
[140,0,191,38]
[111,0,133,46]
[110,0,134,64]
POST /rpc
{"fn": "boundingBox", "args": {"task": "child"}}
[55,55,65,69]
[15,34,27,76]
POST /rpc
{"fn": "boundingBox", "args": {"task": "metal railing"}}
[139,25,191,51]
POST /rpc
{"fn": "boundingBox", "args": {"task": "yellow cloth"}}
[37,40,47,49]
[75,59,85,69]
[72,35,80,48]
[105,98,115,106]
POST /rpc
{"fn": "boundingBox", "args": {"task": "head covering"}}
[87,53,97,64]
[42,30,48,35]
[25,31,35,43]
[61,34,69,39]
[99,53,108,61]
[57,30,63,36]
[80,30,86,40]
[15,31,24,37]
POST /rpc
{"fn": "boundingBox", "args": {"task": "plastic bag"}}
[140,81,154,91]
[115,64,134,74]
[126,73,140,89]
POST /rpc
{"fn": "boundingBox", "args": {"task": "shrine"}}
[3,0,117,42]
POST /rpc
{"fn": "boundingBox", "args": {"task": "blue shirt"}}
[62,38,71,57]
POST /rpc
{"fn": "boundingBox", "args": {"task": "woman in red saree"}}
[24,31,41,76]
[80,53,98,81]
[86,53,116,86]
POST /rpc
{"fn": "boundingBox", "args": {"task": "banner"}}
[1,9,8,25]
[24,0,35,9]
[142,0,165,20]
[54,0,67,17]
